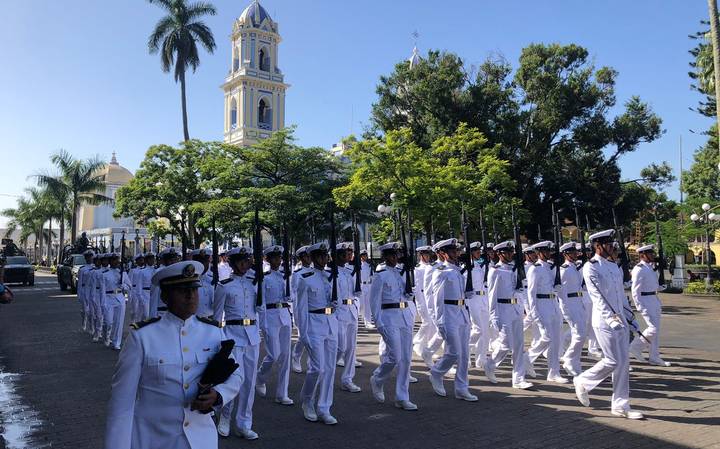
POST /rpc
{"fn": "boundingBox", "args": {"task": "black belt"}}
[444,299,466,306]
[381,302,409,309]
[536,293,556,299]
[105,290,121,294]
[158,306,168,311]
[567,292,583,298]
[142,287,151,290]
[341,299,355,305]
[309,307,335,315]
[267,302,290,309]
[498,298,518,304]
[640,292,656,296]
[475,290,485,295]
[132,284,137,287]
[226,318,256,326]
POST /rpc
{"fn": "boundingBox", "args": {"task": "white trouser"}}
[336,317,358,385]
[91,294,104,338]
[584,296,600,354]
[629,297,662,362]
[527,308,563,379]
[301,332,338,415]
[135,290,151,322]
[221,343,259,430]
[561,300,588,373]
[576,325,630,411]
[467,294,490,362]
[374,325,413,401]
[487,316,527,386]
[431,321,471,394]
[257,321,292,399]
[360,284,372,324]
[102,294,126,348]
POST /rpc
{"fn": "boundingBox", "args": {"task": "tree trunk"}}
[187,210,195,248]
[58,208,65,265]
[709,0,720,157]
[48,217,53,265]
[71,194,78,245]
[180,71,190,142]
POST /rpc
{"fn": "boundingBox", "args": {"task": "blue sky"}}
[0,0,711,226]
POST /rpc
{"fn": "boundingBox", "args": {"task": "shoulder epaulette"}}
[494,263,502,268]
[102,268,109,273]
[130,316,161,330]
[589,259,598,264]
[246,276,255,281]
[460,267,467,274]
[197,316,221,327]
[376,268,386,273]
[264,270,271,275]
[436,265,446,270]
[301,272,314,278]
[293,267,303,273]
[220,278,234,285]
[561,263,569,268]
[416,263,421,268]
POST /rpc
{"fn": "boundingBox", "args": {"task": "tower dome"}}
[236,0,277,33]
[409,46,421,69]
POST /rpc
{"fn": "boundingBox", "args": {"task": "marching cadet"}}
[90,254,106,342]
[484,241,533,390]
[466,241,490,369]
[412,246,436,358]
[573,230,644,419]
[577,244,602,358]
[191,249,214,319]
[149,248,181,317]
[128,254,146,323]
[104,260,241,449]
[212,246,261,439]
[333,242,362,392]
[521,245,541,354]
[100,253,132,350]
[295,242,339,425]
[629,244,671,367]
[420,248,445,369]
[369,242,418,410]
[358,249,375,329]
[524,241,568,384]
[77,250,95,333]
[427,238,477,402]
[217,250,232,281]
[558,242,587,376]
[132,253,155,322]
[256,245,295,405]
[291,245,311,373]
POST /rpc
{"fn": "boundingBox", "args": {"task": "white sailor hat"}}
[151,260,203,288]
[359,249,368,255]
[637,244,655,253]
[190,248,212,257]
[134,253,145,260]
[589,229,615,242]
[469,241,483,250]
[227,246,253,258]
[295,245,309,257]
[486,243,496,250]
[559,241,578,252]
[575,243,584,251]
[263,245,284,255]
[416,245,433,252]
[532,241,554,251]
[522,243,535,254]
[219,249,228,256]
[493,241,514,252]
[432,238,458,252]
[159,247,180,258]
[308,242,329,253]
[379,242,402,252]
[335,242,351,251]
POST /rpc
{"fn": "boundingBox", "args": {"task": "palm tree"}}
[35,150,111,249]
[2,189,54,263]
[147,0,217,141]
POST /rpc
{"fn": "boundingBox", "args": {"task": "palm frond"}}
[148,15,176,53]
[186,21,216,53]
[186,2,217,21]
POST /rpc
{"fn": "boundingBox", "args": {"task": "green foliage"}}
[682,126,720,201]
[688,21,716,117]
[684,281,720,295]
[643,217,687,258]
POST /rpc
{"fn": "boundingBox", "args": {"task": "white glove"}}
[491,319,500,331]
[464,291,474,300]
[609,318,624,330]
[657,285,667,292]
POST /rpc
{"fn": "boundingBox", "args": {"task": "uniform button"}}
[184,421,189,427]
[159,359,164,364]
[184,383,189,389]
[184,365,190,371]
[183,347,188,352]
[181,330,187,336]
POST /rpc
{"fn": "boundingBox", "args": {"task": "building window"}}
[230,99,238,129]
[233,47,240,71]
[259,47,270,72]
[258,98,271,130]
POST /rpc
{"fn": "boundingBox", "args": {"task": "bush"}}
[684,281,720,295]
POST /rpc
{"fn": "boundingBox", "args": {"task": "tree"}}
[2,188,58,263]
[35,150,110,248]
[682,126,720,201]
[147,0,217,141]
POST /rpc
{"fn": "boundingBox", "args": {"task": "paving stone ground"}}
[1,272,718,449]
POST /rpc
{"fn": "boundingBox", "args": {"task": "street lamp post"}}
[690,203,720,291]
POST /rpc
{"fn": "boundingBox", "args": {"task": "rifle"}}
[352,213,362,294]
[399,209,414,296]
[654,210,667,286]
[511,204,525,289]
[211,216,219,287]
[611,208,631,283]
[575,205,587,265]
[479,208,489,286]
[462,205,474,294]
[119,229,126,285]
[329,211,339,304]
[252,207,264,307]
[282,223,291,298]
[551,203,562,287]
[537,223,542,242]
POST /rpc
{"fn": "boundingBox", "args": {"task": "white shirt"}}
[583,255,628,329]
[526,258,559,320]
[630,260,659,308]
[488,261,523,324]
[294,266,336,341]
[429,261,470,326]
[369,264,413,329]
[213,273,260,346]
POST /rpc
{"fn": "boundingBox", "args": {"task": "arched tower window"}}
[259,47,270,72]
[230,98,238,129]
[258,98,272,129]
[233,47,240,71]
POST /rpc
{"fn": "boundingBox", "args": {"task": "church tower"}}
[222,0,288,146]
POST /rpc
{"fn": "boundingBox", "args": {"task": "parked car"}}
[2,256,35,286]
[57,254,87,292]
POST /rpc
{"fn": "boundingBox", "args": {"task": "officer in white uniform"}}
[90,254,106,342]
[100,253,132,350]
[333,242,362,393]
[557,242,587,376]
[128,254,146,323]
[295,243,339,425]
[525,241,568,384]
[77,250,95,333]
[412,246,436,357]
[191,249,215,319]
[212,246,261,439]
[521,245,541,352]
[358,249,375,329]
[256,245,295,405]
[577,244,602,358]
[465,241,490,369]
[573,230,644,420]
[484,241,533,389]
[104,260,241,449]
[629,244,670,367]
[291,245,311,373]
[420,251,445,368]
[133,253,155,322]
[150,248,181,317]
[427,238,477,402]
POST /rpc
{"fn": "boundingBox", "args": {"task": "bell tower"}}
[222,0,289,146]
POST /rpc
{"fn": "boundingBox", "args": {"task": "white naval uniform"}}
[77,264,93,332]
[128,266,144,323]
[135,266,154,322]
[149,264,169,318]
[370,264,414,401]
[412,261,435,352]
[486,261,528,386]
[218,261,232,281]
[465,260,490,365]
[525,259,563,379]
[100,267,132,349]
[291,264,311,365]
[558,260,588,374]
[521,260,541,352]
[579,260,600,355]
[333,265,359,386]
[430,261,472,394]
[257,268,292,400]
[90,266,106,340]
[196,270,214,319]
[213,273,260,431]
[104,314,241,449]
[359,260,374,326]
[575,255,632,412]
[295,266,338,416]
[422,261,444,357]
[628,261,664,363]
